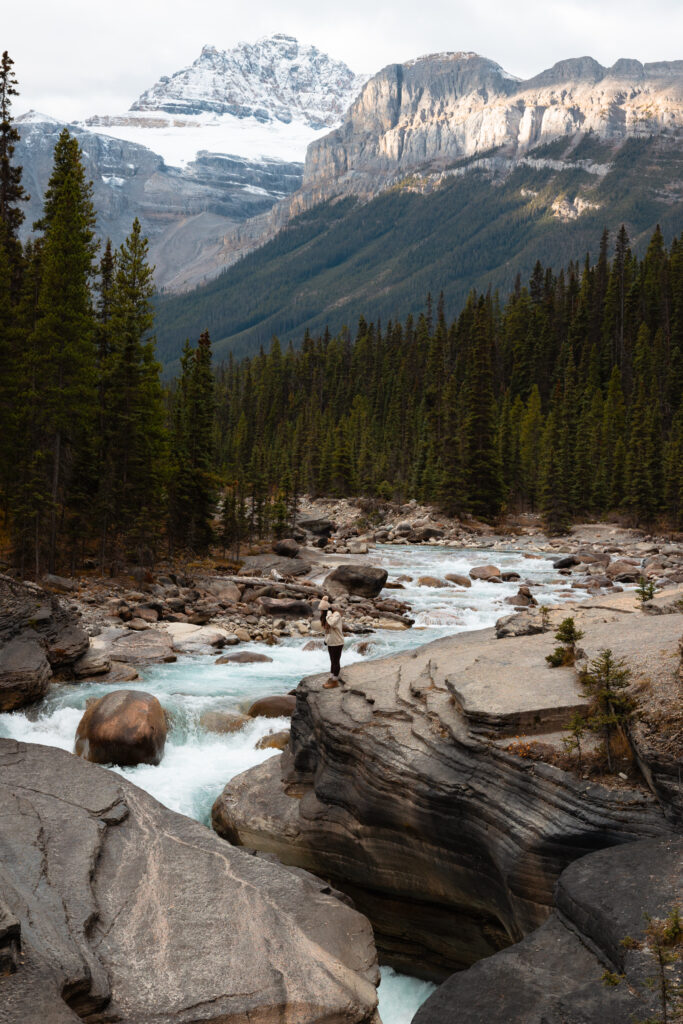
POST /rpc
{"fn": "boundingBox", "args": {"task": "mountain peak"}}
[131,34,368,129]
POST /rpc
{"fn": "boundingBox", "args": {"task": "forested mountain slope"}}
[154,133,683,369]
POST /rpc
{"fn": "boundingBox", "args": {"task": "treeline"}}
[0,54,215,574]
[215,225,683,533]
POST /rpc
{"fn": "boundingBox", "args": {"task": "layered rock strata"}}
[0,738,379,1024]
[413,835,683,1024]
[0,574,88,711]
[213,593,682,980]
[301,54,683,204]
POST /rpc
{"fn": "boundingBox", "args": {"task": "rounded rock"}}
[74,690,167,766]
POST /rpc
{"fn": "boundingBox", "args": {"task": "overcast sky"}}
[7,0,683,121]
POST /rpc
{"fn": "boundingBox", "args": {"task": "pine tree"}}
[461,300,503,519]
[0,51,29,259]
[169,330,216,553]
[100,219,167,563]
[27,130,98,572]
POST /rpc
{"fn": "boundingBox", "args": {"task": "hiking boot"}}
[323,677,339,689]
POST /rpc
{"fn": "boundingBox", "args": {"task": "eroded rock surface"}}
[0,739,380,1024]
[0,574,89,711]
[414,835,683,1024]
[213,592,682,979]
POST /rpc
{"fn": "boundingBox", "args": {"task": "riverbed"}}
[0,543,574,1020]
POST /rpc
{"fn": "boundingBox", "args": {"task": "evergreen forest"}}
[1,52,682,575]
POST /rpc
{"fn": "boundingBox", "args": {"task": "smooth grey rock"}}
[0,637,52,711]
[0,738,379,1024]
[273,538,301,558]
[72,646,112,678]
[413,836,683,1024]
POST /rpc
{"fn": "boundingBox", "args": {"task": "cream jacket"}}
[324,610,344,647]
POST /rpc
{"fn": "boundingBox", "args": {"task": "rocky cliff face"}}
[414,835,683,1024]
[0,574,89,711]
[0,739,380,1024]
[212,592,682,980]
[131,34,367,129]
[300,53,683,201]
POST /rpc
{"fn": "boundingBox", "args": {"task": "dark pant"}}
[327,645,342,677]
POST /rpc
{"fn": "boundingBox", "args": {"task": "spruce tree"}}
[461,300,503,519]
[0,51,29,258]
[28,130,98,572]
[169,330,216,553]
[100,219,167,563]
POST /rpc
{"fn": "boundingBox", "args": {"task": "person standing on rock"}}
[320,597,344,687]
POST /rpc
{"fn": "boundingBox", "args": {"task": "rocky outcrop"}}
[0,738,379,1024]
[213,594,682,980]
[300,53,683,204]
[0,574,89,711]
[414,835,683,1024]
[75,690,168,766]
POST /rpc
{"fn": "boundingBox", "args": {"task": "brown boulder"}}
[248,695,297,719]
[418,576,447,588]
[74,690,167,766]
[445,574,471,588]
[256,730,291,751]
[469,565,501,581]
[200,711,250,734]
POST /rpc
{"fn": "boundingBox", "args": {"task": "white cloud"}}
[6,0,682,121]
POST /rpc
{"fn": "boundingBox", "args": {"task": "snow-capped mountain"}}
[131,34,367,129]
[81,34,368,170]
[17,35,367,290]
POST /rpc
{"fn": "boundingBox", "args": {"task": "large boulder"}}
[203,579,242,604]
[298,515,336,536]
[324,564,388,598]
[74,690,167,767]
[248,695,297,718]
[469,564,501,581]
[200,711,250,734]
[413,836,683,1024]
[273,538,300,558]
[0,738,380,1024]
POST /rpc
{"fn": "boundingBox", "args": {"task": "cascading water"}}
[0,544,575,1020]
